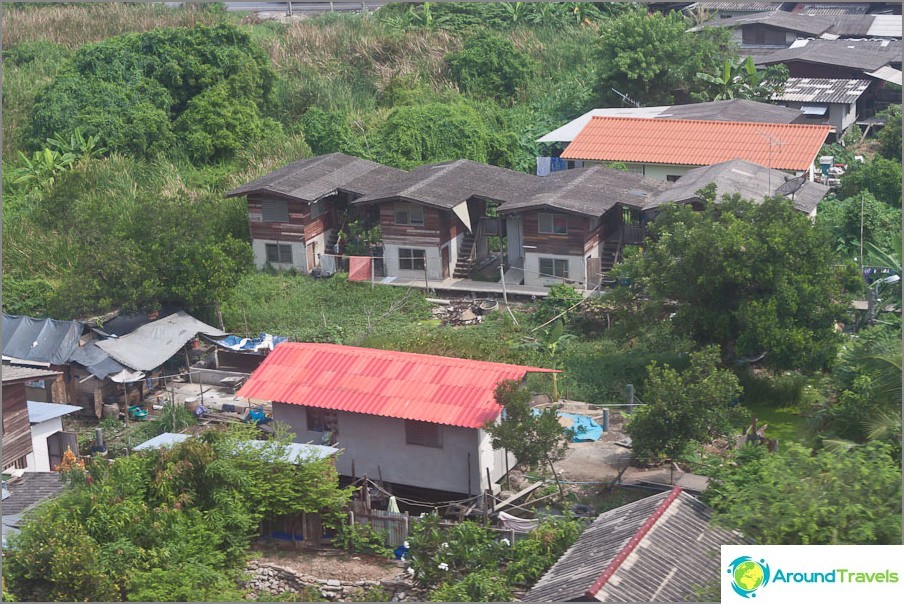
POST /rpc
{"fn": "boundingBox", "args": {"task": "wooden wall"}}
[247,194,343,243]
[521,211,590,256]
[379,203,445,247]
[2,381,34,469]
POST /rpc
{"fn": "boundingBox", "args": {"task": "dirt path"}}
[251,546,402,583]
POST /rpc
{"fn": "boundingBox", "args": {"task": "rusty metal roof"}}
[561,117,830,171]
[236,343,556,429]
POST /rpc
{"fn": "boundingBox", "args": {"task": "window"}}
[399,248,426,271]
[742,26,786,46]
[307,408,338,432]
[405,420,442,448]
[261,199,289,222]
[394,203,425,226]
[539,258,569,279]
[538,213,568,235]
[265,243,293,264]
[310,199,324,220]
[666,175,681,182]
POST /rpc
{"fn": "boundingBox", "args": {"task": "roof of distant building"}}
[1,364,62,384]
[755,43,899,72]
[2,315,83,366]
[649,158,829,214]
[525,487,748,602]
[27,401,83,424]
[693,1,786,11]
[538,100,804,144]
[792,3,873,15]
[237,343,556,429]
[773,77,871,103]
[561,117,830,171]
[225,153,406,202]
[691,10,836,35]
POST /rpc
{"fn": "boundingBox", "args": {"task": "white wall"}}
[584,161,691,181]
[524,252,587,289]
[382,244,444,280]
[506,216,523,265]
[274,403,494,495]
[26,417,63,473]
[251,239,308,272]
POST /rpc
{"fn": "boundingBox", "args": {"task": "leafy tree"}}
[595,8,736,105]
[512,320,576,401]
[445,34,536,102]
[696,57,788,101]
[877,104,902,162]
[484,380,573,497]
[703,441,902,544]
[628,196,854,370]
[837,156,903,208]
[626,346,742,460]
[29,24,279,162]
[376,101,505,169]
[300,107,362,156]
[816,191,901,256]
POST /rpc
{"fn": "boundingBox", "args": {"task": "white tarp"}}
[95,311,226,371]
[452,201,472,233]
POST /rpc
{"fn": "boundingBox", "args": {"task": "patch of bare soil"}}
[251,545,401,583]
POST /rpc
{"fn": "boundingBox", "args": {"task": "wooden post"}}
[378,465,383,484]
[467,453,472,496]
[363,474,371,510]
[486,467,493,507]
[482,490,489,525]
[504,449,511,490]
[184,345,192,385]
[351,459,356,479]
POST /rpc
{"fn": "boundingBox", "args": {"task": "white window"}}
[265,243,293,264]
[261,199,289,222]
[405,420,442,448]
[540,258,569,279]
[394,203,425,226]
[399,248,426,271]
[538,213,568,235]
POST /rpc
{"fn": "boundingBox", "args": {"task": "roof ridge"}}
[398,161,462,199]
[587,115,831,129]
[584,487,683,599]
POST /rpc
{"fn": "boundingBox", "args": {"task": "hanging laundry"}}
[320,253,337,275]
[348,256,372,282]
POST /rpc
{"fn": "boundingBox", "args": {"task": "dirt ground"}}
[547,403,634,483]
[250,544,402,583]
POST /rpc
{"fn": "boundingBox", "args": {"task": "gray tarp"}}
[69,341,128,380]
[95,311,227,371]
[2,314,83,365]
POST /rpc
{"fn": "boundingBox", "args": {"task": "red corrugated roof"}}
[561,117,830,171]
[236,343,557,429]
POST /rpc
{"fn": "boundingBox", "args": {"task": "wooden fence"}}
[349,499,410,546]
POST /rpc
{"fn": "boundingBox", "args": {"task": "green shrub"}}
[431,569,514,602]
[333,519,393,558]
[445,34,535,102]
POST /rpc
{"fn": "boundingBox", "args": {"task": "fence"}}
[349,499,410,546]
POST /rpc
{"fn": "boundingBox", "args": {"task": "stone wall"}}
[242,561,424,602]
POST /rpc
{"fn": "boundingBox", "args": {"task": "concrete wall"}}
[524,252,587,288]
[188,367,251,387]
[252,239,308,272]
[584,161,692,181]
[273,403,493,495]
[382,244,444,281]
[26,417,63,473]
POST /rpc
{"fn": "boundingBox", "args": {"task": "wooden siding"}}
[2,382,33,468]
[379,203,444,246]
[522,211,590,256]
[247,194,344,243]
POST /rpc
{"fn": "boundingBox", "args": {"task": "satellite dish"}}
[775,175,806,196]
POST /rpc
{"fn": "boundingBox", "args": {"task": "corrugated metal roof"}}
[694,2,785,11]
[525,488,748,602]
[561,117,830,171]
[867,65,904,84]
[868,15,903,37]
[773,78,871,103]
[793,3,872,15]
[1,364,61,383]
[132,432,192,451]
[27,401,82,424]
[756,43,899,71]
[236,343,557,429]
[692,10,836,36]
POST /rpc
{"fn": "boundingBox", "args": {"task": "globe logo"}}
[727,556,771,598]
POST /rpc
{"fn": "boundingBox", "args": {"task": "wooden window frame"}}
[265,243,293,264]
[538,213,568,235]
[539,257,569,279]
[261,199,289,223]
[399,248,426,271]
[405,420,443,448]
[394,203,425,227]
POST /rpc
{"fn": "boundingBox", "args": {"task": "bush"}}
[300,107,361,156]
[431,569,514,602]
[333,520,394,558]
[838,156,903,208]
[877,104,901,162]
[534,283,583,325]
[445,34,535,102]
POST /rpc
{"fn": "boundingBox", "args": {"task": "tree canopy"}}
[445,33,536,102]
[626,195,854,370]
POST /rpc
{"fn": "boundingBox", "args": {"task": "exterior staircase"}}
[599,239,621,273]
[452,233,476,278]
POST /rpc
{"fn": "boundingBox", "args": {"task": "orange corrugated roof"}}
[561,117,830,171]
[236,343,557,429]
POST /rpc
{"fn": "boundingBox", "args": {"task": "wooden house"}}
[350,160,535,280]
[226,153,404,273]
[2,366,61,471]
[497,167,670,289]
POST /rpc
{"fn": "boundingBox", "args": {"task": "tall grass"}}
[1,3,230,49]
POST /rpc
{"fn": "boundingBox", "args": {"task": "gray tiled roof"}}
[649,159,829,214]
[662,99,805,123]
[1,364,61,383]
[756,43,899,71]
[0,472,67,515]
[525,488,748,602]
[695,10,836,35]
[225,153,406,202]
[352,159,537,209]
[773,78,871,103]
[497,167,671,217]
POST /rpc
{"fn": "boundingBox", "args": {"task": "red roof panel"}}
[561,117,831,171]
[236,343,558,429]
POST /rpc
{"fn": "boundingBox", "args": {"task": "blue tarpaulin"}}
[531,409,604,442]
[213,333,287,352]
